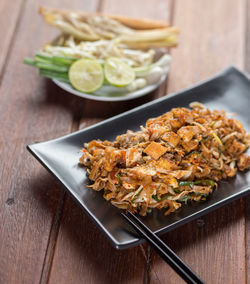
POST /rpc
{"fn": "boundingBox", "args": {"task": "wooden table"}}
[0,0,249,283]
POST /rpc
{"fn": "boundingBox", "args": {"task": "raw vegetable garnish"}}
[79,103,250,216]
[24,6,178,94]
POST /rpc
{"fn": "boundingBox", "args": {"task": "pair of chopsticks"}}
[121,211,205,284]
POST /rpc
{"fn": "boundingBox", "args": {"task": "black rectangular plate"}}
[27,66,250,249]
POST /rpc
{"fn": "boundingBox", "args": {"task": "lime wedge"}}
[69,59,104,93]
[104,57,135,87]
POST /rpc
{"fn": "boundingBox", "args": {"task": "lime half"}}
[69,59,104,93]
[104,57,135,87]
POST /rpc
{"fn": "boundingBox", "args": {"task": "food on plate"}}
[69,58,104,92]
[104,57,135,87]
[39,6,178,48]
[24,6,178,94]
[79,103,250,216]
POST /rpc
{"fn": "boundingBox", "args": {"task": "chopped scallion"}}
[178,181,194,188]
[152,195,160,202]
[115,174,122,185]
[132,187,143,203]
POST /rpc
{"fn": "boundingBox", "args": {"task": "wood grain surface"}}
[0,0,24,73]
[150,1,247,283]
[245,2,250,283]
[0,0,249,283]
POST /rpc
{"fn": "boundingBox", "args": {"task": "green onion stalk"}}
[24,53,77,83]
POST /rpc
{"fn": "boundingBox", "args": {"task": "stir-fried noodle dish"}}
[79,103,250,216]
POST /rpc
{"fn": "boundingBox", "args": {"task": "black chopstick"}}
[121,211,205,284]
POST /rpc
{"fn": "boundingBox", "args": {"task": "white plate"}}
[52,72,167,102]
[52,48,169,101]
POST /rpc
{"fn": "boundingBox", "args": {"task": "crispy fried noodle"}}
[79,103,250,216]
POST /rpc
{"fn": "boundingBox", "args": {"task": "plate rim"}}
[53,72,168,102]
[27,65,250,249]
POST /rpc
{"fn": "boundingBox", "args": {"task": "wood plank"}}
[150,0,247,283]
[101,0,172,21]
[0,0,24,74]
[245,1,250,282]
[0,0,99,283]
[48,195,148,284]
[48,1,172,283]
[167,0,245,94]
[150,201,245,284]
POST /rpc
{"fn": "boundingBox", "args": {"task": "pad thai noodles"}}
[79,102,250,216]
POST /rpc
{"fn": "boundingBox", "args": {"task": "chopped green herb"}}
[194,192,208,198]
[115,174,122,185]
[194,179,216,187]
[132,188,143,203]
[178,179,216,193]
[160,195,169,201]
[178,181,194,188]
[218,147,221,157]
[152,195,160,202]
[179,195,190,204]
